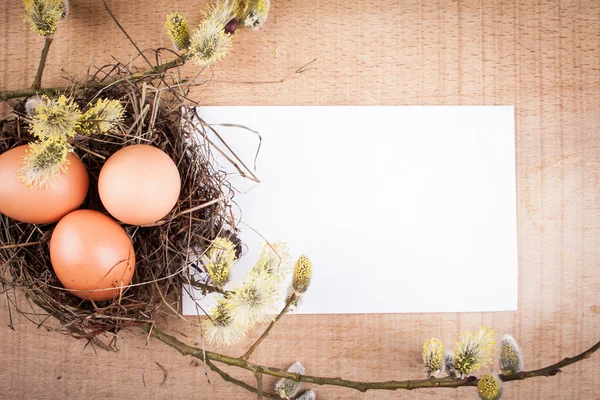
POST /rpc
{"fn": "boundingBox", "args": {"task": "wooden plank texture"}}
[1,0,599,399]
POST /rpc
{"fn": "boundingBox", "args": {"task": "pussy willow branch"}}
[141,323,600,396]
[0,54,187,102]
[31,37,53,90]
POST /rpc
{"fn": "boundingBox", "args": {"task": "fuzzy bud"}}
[274,361,304,399]
[444,352,457,378]
[499,334,523,374]
[297,390,316,400]
[25,96,44,117]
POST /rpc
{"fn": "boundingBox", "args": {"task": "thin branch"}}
[142,325,600,394]
[102,0,187,103]
[3,282,14,331]
[0,242,41,250]
[102,1,164,77]
[31,37,53,90]
[255,371,263,399]
[188,279,227,296]
[242,294,297,361]
[0,54,187,102]
[143,197,225,227]
[205,359,278,399]
[0,83,104,101]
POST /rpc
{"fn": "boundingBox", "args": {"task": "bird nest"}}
[0,68,242,350]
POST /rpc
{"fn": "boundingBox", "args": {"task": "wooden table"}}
[1,1,599,398]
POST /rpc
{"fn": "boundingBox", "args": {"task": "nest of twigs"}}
[0,69,241,349]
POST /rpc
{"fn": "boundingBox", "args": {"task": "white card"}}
[182,106,517,315]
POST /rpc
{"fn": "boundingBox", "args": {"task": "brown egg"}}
[98,144,181,225]
[50,209,135,302]
[0,145,89,224]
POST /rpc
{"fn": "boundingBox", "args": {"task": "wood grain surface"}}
[1,0,599,399]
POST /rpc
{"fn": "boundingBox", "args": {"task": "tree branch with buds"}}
[142,319,599,398]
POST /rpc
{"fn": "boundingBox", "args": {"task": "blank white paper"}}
[182,106,517,315]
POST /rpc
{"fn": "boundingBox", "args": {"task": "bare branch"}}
[31,37,53,90]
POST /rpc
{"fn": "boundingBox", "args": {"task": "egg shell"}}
[98,144,181,225]
[50,209,136,302]
[0,145,89,224]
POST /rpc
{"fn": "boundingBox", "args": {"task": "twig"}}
[0,242,41,250]
[102,1,163,77]
[155,362,168,387]
[295,58,317,74]
[188,279,227,295]
[205,359,278,399]
[255,371,263,399]
[202,122,261,183]
[102,0,185,100]
[208,123,263,171]
[242,294,297,361]
[31,37,53,90]
[142,325,600,394]
[3,282,14,330]
[142,197,225,227]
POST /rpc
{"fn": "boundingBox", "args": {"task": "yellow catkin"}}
[454,326,496,378]
[422,338,444,377]
[79,98,124,135]
[30,95,81,140]
[229,270,280,328]
[207,0,238,25]
[165,12,190,50]
[189,17,232,66]
[477,374,502,400]
[202,298,247,346]
[203,237,236,288]
[240,0,270,30]
[251,241,291,280]
[23,0,64,36]
[292,255,312,293]
[18,138,71,188]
